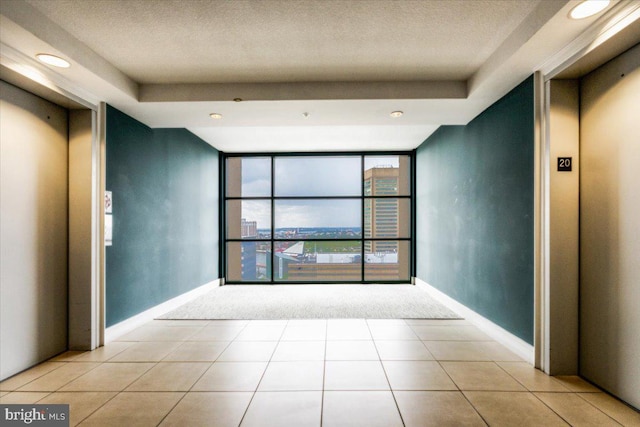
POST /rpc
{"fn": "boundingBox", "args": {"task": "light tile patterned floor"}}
[1,318,639,426]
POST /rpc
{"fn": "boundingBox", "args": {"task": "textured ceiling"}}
[3,0,633,152]
[25,0,539,84]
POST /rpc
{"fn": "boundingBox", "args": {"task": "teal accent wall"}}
[415,76,534,344]
[106,105,218,327]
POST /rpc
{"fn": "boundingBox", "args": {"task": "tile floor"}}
[1,318,639,426]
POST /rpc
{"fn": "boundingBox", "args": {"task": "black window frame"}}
[220,151,416,284]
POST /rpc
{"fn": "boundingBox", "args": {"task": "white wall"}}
[547,79,580,375]
[0,81,69,380]
[580,44,640,409]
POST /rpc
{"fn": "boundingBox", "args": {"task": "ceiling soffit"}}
[3,0,635,151]
[24,0,540,84]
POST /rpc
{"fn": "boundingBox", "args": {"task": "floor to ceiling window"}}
[223,153,413,283]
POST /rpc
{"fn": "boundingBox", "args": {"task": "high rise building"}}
[240,218,258,280]
[364,165,400,254]
[241,218,258,238]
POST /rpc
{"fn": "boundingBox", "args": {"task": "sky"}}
[234,155,403,229]
[275,199,361,229]
[275,156,361,197]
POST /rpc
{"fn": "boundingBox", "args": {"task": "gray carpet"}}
[159,284,461,320]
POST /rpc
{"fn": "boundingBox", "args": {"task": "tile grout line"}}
[72,390,121,426]
[0,362,69,392]
[84,341,133,363]
[320,319,328,427]
[13,362,104,394]
[434,344,492,427]
[236,319,289,427]
[30,391,53,405]
[492,360,557,392]
[367,318,406,427]
[531,390,624,427]
[59,336,163,426]
[574,392,629,426]
[154,324,243,426]
[155,391,187,426]
[528,391,588,426]
[75,322,235,424]
[10,318,634,426]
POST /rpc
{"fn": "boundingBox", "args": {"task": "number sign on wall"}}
[558,157,572,172]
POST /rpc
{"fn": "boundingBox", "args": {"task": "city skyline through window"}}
[224,154,412,283]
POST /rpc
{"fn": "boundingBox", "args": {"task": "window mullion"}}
[270,155,275,284]
[361,154,365,282]
[224,152,413,284]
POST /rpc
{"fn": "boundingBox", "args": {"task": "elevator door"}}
[0,81,68,380]
[579,44,640,409]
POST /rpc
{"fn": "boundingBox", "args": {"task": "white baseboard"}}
[104,279,220,343]
[415,277,535,364]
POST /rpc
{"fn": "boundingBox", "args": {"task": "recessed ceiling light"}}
[209,113,222,119]
[390,111,403,118]
[569,0,610,20]
[36,53,70,68]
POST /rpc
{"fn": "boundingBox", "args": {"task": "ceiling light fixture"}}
[36,53,70,68]
[390,111,403,118]
[569,0,610,19]
[209,113,222,119]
